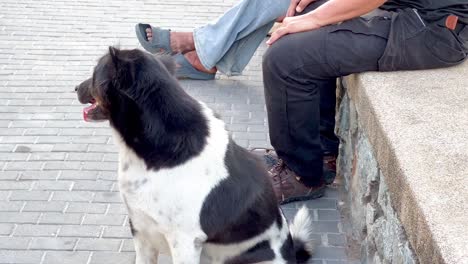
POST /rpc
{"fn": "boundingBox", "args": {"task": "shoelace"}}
[271,159,285,183]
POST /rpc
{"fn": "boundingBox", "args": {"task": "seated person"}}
[263,0,467,204]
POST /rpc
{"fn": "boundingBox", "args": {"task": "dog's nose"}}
[75,86,79,92]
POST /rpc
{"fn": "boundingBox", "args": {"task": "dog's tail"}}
[289,206,315,263]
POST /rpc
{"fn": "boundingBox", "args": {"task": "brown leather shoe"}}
[269,160,325,204]
[251,148,337,185]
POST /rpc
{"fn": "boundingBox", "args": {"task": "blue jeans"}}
[193,0,290,76]
[193,0,340,156]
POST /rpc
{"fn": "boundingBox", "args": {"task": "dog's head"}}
[75,47,176,123]
[75,47,208,169]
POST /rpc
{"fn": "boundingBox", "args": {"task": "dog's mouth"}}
[83,99,108,122]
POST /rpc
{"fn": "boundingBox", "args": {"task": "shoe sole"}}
[279,187,326,205]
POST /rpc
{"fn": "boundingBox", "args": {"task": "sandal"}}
[135,23,173,54]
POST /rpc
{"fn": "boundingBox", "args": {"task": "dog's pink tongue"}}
[83,103,98,122]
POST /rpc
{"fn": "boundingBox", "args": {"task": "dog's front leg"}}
[134,235,159,264]
[166,233,204,264]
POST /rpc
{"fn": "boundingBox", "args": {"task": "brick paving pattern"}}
[0,0,357,263]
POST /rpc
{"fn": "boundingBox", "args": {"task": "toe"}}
[145,28,152,39]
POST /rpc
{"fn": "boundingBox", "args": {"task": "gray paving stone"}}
[82,214,126,226]
[4,161,43,171]
[102,226,133,239]
[29,237,77,250]
[33,180,73,191]
[42,251,91,264]
[0,191,11,201]
[313,221,341,234]
[24,128,60,136]
[14,224,59,237]
[92,192,122,203]
[0,237,31,250]
[0,145,15,152]
[67,153,104,161]
[0,181,31,190]
[313,246,348,260]
[52,144,88,152]
[14,144,53,153]
[89,252,135,264]
[0,250,44,264]
[0,201,24,211]
[88,144,118,153]
[0,224,15,236]
[0,153,30,161]
[107,204,128,215]
[75,238,122,251]
[39,213,83,225]
[28,152,66,161]
[66,202,107,214]
[51,191,94,202]
[59,171,98,181]
[97,171,118,181]
[0,172,20,181]
[19,171,59,180]
[318,209,341,221]
[22,201,66,213]
[43,161,81,171]
[9,191,51,201]
[296,198,338,210]
[327,234,346,247]
[72,180,114,192]
[58,225,102,238]
[121,239,135,252]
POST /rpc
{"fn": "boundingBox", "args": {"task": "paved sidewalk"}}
[0,0,356,263]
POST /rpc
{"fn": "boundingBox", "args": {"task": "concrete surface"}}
[343,61,468,264]
[0,0,357,263]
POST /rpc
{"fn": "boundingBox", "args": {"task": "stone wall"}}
[336,86,418,264]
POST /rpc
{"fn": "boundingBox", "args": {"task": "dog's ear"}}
[157,55,176,75]
[107,47,137,88]
[108,46,121,69]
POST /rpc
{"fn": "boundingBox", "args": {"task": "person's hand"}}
[286,0,317,17]
[267,14,322,45]
[276,0,316,22]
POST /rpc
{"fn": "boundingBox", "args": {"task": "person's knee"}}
[262,38,294,77]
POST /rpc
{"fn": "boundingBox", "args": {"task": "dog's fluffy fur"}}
[76,47,314,263]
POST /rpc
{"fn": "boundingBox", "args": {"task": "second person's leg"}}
[194,0,290,75]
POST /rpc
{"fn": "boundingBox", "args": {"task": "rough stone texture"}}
[338,61,468,264]
[0,0,355,263]
[336,91,417,264]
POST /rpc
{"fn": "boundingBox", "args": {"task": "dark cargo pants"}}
[263,2,468,187]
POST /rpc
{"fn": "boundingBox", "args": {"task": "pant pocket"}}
[379,8,466,71]
[458,26,468,51]
[425,25,466,64]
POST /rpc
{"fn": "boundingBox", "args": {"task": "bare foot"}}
[146,28,195,53]
[183,51,217,74]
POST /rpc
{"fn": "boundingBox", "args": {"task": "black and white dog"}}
[76,47,314,263]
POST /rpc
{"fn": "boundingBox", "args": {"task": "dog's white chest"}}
[115,116,230,239]
[120,168,209,233]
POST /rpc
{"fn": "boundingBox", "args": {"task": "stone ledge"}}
[341,61,468,264]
